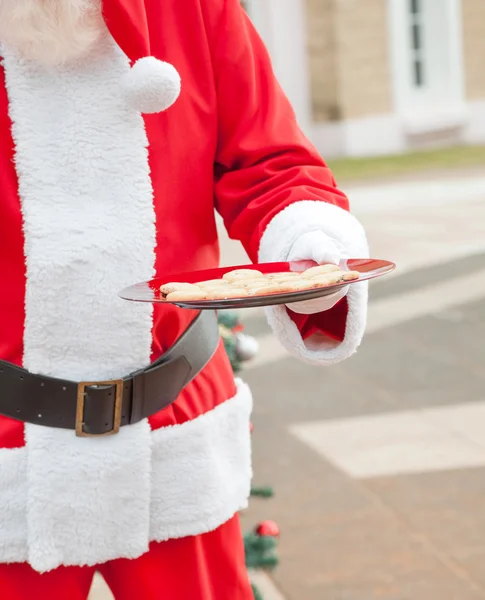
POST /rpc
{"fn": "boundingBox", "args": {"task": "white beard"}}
[0,0,104,66]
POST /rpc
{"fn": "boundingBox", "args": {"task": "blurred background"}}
[231,1,485,600]
[242,0,485,159]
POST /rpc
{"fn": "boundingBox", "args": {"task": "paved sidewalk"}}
[89,574,112,600]
[242,285,485,600]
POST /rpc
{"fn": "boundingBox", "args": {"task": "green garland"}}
[244,531,279,570]
[218,311,244,372]
[251,584,264,600]
[250,486,274,498]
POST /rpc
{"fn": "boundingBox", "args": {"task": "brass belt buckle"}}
[76,379,123,437]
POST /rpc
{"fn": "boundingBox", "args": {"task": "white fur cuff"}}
[258,201,369,365]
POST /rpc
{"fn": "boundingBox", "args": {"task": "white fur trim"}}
[0,448,28,564]
[2,34,157,571]
[122,57,181,114]
[150,380,253,541]
[259,201,369,365]
[25,421,152,572]
[0,384,253,569]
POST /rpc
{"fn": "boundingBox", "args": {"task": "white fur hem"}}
[0,448,28,564]
[0,382,253,572]
[259,201,369,365]
[150,379,253,541]
[25,419,153,572]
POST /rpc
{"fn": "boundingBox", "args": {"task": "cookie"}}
[249,282,292,295]
[160,282,201,296]
[207,288,249,299]
[310,272,344,287]
[222,269,265,282]
[197,279,234,290]
[266,272,298,280]
[246,287,276,296]
[304,264,340,277]
[270,273,309,283]
[341,270,360,281]
[244,279,272,289]
[165,290,208,301]
[242,284,274,296]
[239,278,273,287]
[279,279,317,292]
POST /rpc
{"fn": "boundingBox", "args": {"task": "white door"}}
[388,0,465,132]
[240,0,312,132]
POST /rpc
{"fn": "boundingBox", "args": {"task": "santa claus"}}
[0,0,368,598]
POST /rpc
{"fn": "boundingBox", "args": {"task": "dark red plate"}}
[118,259,395,310]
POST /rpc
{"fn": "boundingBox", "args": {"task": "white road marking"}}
[290,402,485,479]
[88,574,113,600]
[88,565,288,600]
[248,570,287,600]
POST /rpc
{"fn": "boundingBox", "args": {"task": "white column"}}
[245,0,312,133]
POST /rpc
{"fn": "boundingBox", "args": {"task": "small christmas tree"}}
[218,311,260,373]
[218,311,279,599]
[245,520,280,570]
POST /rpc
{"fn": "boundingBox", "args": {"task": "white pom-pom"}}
[122,57,181,114]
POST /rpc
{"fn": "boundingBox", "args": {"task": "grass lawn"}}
[327,145,485,183]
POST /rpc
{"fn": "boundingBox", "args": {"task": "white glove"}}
[286,231,349,315]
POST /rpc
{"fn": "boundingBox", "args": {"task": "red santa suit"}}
[0,0,368,597]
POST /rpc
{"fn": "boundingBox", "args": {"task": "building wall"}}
[462,0,485,100]
[334,0,393,119]
[305,0,393,123]
[248,0,485,157]
[304,0,339,121]
[242,0,313,131]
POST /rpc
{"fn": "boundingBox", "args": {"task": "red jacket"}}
[0,0,367,572]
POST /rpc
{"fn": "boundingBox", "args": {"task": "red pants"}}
[0,515,253,600]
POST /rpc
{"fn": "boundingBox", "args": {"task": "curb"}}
[249,570,287,600]
[89,570,287,599]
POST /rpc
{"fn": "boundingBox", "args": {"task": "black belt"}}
[0,311,219,437]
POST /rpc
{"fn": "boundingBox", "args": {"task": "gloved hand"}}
[286,231,349,315]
